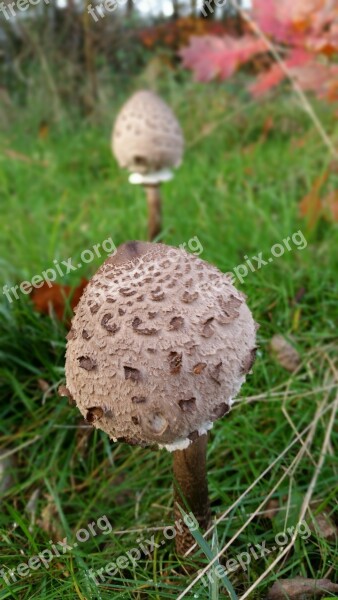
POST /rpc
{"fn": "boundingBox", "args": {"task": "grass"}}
[0,73,337,599]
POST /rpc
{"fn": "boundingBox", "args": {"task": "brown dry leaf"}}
[264,498,280,519]
[299,170,329,230]
[309,502,337,541]
[270,334,301,372]
[201,122,217,138]
[37,495,63,541]
[54,562,70,577]
[31,279,88,324]
[74,422,93,459]
[38,120,49,140]
[267,577,338,600]
[4,148,49,167]
[322,190,338,222]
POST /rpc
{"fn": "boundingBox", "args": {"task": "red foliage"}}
[180,0,338,102]
[181,35,266,81]
[249,49,312,96]
[139,16,241,52]
[31,279,88,323]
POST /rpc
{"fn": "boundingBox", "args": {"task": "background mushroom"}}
[64,241,257,554]
[112,91,184,241]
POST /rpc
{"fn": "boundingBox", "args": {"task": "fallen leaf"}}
[308,502,337,542]
[4,148,49,167]
[37,495,63,541]
[292,62,338,101]
[322,190,338,222]
[180,34,266,82]
[250,49,312,97]
[264,498,280,519]
[299,170,329,230]
[270,334,301,372]
[267,577,338,600]
[38,120,49,140]
[250,62,286,96]
[31,279,88,323]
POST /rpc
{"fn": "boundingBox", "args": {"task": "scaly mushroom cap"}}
[112,91,184,175]
[65,242,257,451]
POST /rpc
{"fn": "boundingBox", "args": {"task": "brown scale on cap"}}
[112,91,184,175]
[65,241,257,449]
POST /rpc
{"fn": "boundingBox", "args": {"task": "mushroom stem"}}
[173,434,210,555]
[144,185,162,241]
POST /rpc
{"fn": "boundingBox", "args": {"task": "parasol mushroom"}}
[64,241,257,554]
[112,91,184,241]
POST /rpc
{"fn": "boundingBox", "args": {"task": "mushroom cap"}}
[65,242,257,451]
[112,90,184,176]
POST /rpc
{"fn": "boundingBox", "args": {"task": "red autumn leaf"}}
[254,0,327,39]
[307,26,338,56]
[250,49,312,97]
[249,63,285,97]
[293,62,338,100]
[180,34,266,82]
[31,279,88,322]
[253,0,296,43]
[180,0,338,102]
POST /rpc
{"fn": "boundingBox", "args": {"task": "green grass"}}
[0,75,337,599]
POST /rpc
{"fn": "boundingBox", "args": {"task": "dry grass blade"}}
[281,374,321,466]
[239,383,337,405]
[184,397,333,558]
[178,399,334,599]
[239,392,338,600]
[0,435,41,460]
